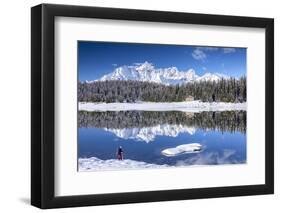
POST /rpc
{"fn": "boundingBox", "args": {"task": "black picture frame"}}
[31,3,274,209]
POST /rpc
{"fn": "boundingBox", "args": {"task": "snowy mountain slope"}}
[196,72,228,82]
[92,61,229,85]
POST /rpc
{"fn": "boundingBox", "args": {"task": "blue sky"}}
[78,41,246,81]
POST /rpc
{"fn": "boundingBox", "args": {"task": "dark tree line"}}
[185,77,246,102]
[78,77,246,103]
[79,110,246,134]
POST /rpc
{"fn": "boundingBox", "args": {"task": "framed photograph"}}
[31,4,274,209]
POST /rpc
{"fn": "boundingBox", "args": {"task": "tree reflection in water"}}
[78,110,246,134]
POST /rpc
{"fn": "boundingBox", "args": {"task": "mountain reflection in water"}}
[79,110,246,136]
[78,110,246,170]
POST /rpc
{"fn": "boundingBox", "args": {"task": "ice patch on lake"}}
[161,143,203,157]
[79,101,246,112]
[78,157,169,172]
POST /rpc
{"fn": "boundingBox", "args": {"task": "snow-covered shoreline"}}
[79,101,246,112]
[78,157,169,171]
[78,150,244,171]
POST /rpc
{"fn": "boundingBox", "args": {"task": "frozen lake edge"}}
[79,101,247,112]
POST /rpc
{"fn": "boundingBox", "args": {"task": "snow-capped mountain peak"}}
[135,61,155,72]
[196,72,229,82]
[96,62,228,85]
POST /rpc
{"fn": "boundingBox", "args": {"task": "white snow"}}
[91,61,229,85]
[161,143,203,157]
[196,72,228,82]
[78,148,243,171]
[79,101,246,112]
[78,157,169,171]
[105,124,196,143]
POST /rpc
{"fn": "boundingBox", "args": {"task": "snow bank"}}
[78,157,169,172]
[79,101,246,112]
[78,147,243,171]
[161,143,202,157]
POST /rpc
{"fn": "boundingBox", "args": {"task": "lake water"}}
[78,110,246,170]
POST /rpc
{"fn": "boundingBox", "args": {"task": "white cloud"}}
[198,47,219,51]
[223,48,236,53]
[192,46,236,62]
[112,63,118,67]
[191,47,219,61]
[192,48,207,61]
[175,149,242,166]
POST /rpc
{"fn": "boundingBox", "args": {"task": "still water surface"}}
[78,111,246,167]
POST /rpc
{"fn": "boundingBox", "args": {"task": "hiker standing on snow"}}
[117,146,124,160]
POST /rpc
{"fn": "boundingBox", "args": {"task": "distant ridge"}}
[86,61,229,85]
